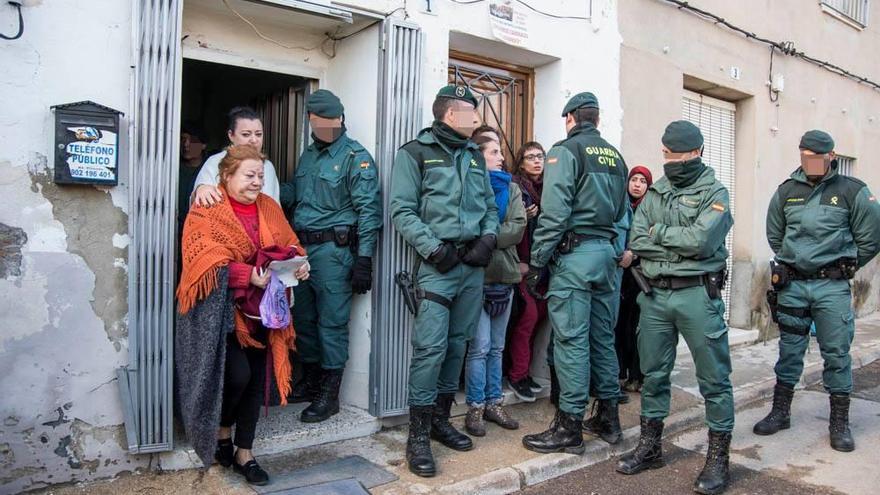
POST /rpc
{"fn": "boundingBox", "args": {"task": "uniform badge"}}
[334,165,340,171]
[830,196,839,205]
[547,157,558,164]
[869,196,877,202]
[470,159,479,168]
[456,86,466,97]
[711,203,726,212]
[359,161,370,169]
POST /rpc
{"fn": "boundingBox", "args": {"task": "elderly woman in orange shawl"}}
[176,144,308,485]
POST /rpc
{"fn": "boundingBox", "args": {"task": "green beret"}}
[436,84,478,108]
[662,120,704,152]
[799,130,834,154]
[306,89,344,118]
[561,92,599,116]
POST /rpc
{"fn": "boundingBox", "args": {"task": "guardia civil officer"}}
[754,130,880,452]
[521,92,629,454]
[390,85,499,477]
[617,121,734,495]
[278,89,382,423]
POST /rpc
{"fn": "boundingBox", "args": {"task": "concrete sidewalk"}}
[34,314,880,495]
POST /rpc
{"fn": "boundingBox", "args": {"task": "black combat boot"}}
[300,368,343,423]
[753,382,794,435]
[616,416,664,475]
[693,429,731,495]
[430,393,473,451]
[522,408,585,454]
[549,365,560,406]
[829,393,855,452]
[288,362,322,404]
[582,398,623,444]
[406,405,436,477]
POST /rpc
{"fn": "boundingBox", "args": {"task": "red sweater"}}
[227,196,260,289]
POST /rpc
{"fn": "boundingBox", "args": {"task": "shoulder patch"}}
[711,203,726,212]
[547,157,558,164]
[359,161,371,169]
[869,195,877,202]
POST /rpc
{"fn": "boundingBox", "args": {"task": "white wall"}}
[0,1,139,493]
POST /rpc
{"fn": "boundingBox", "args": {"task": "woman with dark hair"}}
[614,165,653,393]
[506,141,548,402]
[192,106,281,206]
[176,144,309,485]
[464,135,526,436]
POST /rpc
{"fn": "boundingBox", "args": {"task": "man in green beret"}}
[754,130,880,452]
[279,89,382,423]
[617,120,735,495]
[390,84,498,477]
[520,92,629,455]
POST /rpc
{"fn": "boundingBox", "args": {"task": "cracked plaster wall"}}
[0,1,148,493]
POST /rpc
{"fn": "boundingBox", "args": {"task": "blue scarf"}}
[489,169,511,222]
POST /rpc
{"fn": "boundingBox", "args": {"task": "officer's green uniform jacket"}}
[766,165,880,274]
[280,133,382,257]
[630,162,733,278]
[389,128,499,256]
[531,122,628,267]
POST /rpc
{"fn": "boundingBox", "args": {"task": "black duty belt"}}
[786,266,846,281]
[647,273,719,291]
[296,226,355,246]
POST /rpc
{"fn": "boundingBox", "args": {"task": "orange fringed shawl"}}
[177,189,303,404]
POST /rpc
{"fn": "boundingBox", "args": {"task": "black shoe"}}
[549,366,560,406]
[214,438,233,467]
[233,459,269,486]
[300,369,343,423]
[430,393,473,451]
[526,376,543,393]
[753,382,794,436]
[693,430,731,495]
[522,409,585,454]
[289,362,322,404]
[510,378,536,403]
[829,393,855,452]
[407,405,436,477]
[583,399,622,444]
[617,416,664,475]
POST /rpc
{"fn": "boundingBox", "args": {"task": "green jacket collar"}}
[788,161,839,187]
[567,121,600,139]
[651,161,717,194]
[415,126,479,155]
[310,132,350,158]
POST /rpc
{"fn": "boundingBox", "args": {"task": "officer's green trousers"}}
[637,286,734,432]
[774,279,855,393]
[293,242,354,370]
[409,262,484,406]
[546,240,618,417]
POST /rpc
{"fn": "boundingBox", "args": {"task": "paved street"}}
[522,361,880,495]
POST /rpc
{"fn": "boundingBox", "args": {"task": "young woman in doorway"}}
[192,106,281,206]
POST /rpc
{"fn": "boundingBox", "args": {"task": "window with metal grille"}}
[836,155,856,176]
[448,53,534,164]
[821,0,870,27]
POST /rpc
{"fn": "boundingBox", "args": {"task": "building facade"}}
[0,1,623,491]
[619,0,880,334]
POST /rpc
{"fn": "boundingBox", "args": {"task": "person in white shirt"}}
[192,106,280,205]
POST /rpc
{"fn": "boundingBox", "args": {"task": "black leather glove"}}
[351,256,373,294]
[461,235,496,267]
[427,243,460,274]
[525,265,542,295]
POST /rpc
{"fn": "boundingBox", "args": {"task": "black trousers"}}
[220,333,267,450]
[615,270,643,383]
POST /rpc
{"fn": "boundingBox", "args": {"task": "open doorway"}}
[180,58,312,187]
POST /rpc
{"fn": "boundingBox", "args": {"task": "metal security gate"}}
[369,18,424,417]
[682,90,736,321]
[117,0,183,453]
